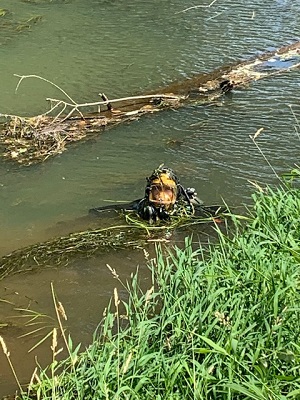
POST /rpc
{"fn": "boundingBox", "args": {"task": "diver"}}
[133,165,203,224]
[89,164,221,224]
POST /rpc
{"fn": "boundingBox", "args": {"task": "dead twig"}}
[176,0,218,14]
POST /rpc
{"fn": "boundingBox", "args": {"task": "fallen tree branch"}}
[46,93,185,121]
[0,41,300,166]
[47,93,185,109]
[14,74,78,105]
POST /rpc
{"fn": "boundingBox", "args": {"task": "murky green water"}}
[1,0,300,395]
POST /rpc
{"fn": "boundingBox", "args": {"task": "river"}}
[0,0,300,396]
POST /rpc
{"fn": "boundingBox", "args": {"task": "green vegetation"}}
[0,8,9,17]
[0,210,219,280]
[0,10,43,46]
[0,0,68,46]
[2,178,300,399]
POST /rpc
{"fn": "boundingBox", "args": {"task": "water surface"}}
[0,0,300,395]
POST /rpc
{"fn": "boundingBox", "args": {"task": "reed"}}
[0,335,23,394]
[12,173,300,400]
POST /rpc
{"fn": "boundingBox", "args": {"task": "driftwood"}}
[1,41,300,166]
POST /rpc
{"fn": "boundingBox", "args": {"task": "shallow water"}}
[1,0,300,396]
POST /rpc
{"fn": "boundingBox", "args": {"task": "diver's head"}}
[146,165,179,210]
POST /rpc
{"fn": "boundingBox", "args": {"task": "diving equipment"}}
[89,165,210,224]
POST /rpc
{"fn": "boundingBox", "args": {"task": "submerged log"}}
[1,41,300,165]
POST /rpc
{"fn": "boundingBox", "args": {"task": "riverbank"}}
[2,175,300,399]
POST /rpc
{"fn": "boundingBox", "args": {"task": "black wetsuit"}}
[89,166,223,223]
[89,194,222,223]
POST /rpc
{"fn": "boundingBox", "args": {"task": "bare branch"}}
[46,93,184,110]
[14,74,77,105]
[176,0,218,14]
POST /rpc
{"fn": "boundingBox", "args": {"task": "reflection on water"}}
[1,0,300,396]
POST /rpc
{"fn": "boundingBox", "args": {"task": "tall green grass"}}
[8,183,300,399]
